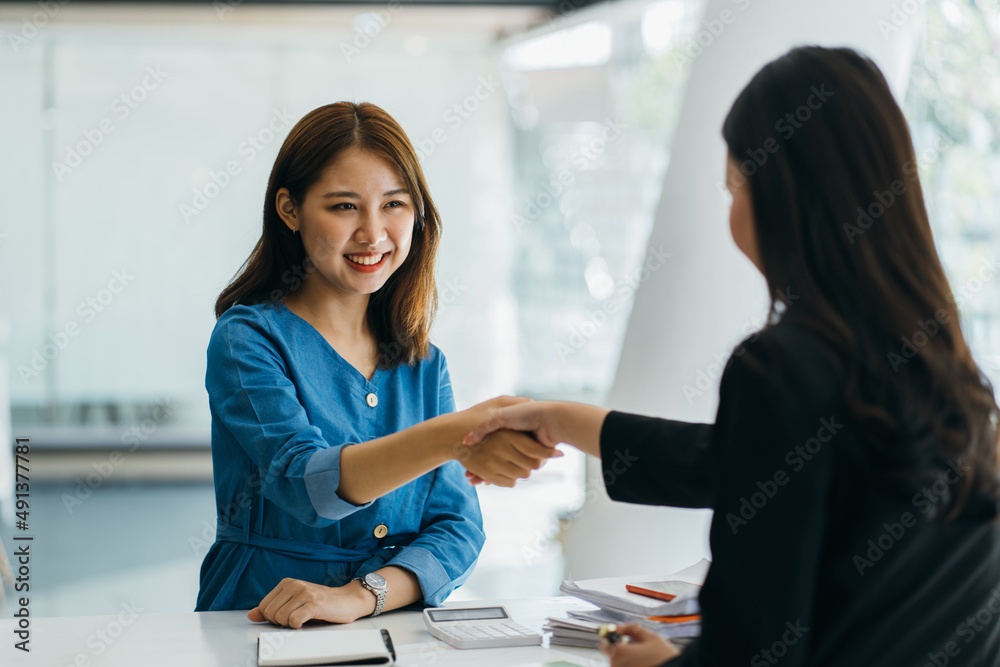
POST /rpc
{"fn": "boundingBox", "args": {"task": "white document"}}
[558,558,711,617]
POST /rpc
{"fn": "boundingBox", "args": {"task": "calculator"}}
[423,605,542,649]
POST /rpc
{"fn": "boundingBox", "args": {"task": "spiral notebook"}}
[257,628,396,666]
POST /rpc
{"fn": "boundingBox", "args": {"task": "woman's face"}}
[277,146,415,298]
[725,154,762,272]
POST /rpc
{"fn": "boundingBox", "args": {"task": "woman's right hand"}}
[449,396,562,486]
[462,401,609,485]
[463,400,567,449]
[451,401,568,486]
[600,623,681,667]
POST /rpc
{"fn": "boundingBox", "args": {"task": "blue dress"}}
[195,301,485,612]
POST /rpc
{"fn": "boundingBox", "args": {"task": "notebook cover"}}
[256,628,394,666]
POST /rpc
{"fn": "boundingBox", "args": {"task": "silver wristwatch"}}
[353,572,388,617]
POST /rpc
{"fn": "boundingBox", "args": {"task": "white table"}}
[2,597,609,667]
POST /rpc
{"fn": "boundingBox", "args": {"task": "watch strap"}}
[353,576,387,617]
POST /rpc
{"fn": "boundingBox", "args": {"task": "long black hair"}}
[723,45,999,519]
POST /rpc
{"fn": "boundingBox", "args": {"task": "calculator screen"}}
[427,607,508,622]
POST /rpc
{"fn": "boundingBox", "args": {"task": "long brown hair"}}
[215,102,441,368]
[723,46,999,519]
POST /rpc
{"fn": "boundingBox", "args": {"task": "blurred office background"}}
[0,0,998,617]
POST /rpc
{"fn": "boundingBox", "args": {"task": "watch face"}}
[365,572,387,590]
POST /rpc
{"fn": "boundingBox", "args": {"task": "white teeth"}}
[346,253,385,266]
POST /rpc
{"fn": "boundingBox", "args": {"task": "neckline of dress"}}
[274,300,382,388]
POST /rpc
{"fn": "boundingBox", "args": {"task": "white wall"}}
[0,6,534,436]
[564,0,922,579]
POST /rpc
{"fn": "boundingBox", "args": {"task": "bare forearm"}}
[352,566,422,616]
[337,412,470,505]
[548,402,611,458]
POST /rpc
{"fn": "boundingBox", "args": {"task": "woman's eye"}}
[330,203,356,211]
[385,200,405,208]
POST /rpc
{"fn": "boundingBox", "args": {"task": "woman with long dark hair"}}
[465,46,1000,665]
[195,102,557,626]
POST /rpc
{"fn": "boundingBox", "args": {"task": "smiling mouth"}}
[345,253,387,266]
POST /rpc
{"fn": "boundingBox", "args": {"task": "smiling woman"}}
[275,146,419,379]
[195,102,560,628]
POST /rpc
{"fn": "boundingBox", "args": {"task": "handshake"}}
[449,396,573,488]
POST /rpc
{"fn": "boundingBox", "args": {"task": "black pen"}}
[598,623,629,645]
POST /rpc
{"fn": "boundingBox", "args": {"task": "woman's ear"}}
[275,187,299,232]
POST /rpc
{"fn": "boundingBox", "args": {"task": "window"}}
[901,0,1000,384]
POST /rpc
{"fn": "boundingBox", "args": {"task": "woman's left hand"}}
[247,577,373,628]
[457,428,562,486]
[600,623,681,667]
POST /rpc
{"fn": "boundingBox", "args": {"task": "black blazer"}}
[599,321,1000,666]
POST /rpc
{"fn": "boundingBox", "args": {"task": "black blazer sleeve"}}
[662,334,841,667]
[599,412,715,508]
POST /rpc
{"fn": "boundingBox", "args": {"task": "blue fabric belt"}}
[215,519,374,562]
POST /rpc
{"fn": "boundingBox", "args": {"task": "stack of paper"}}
[543,616,606,649]
[548,559,710,649]
[558,559,709,617]
[565,607,701,642]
